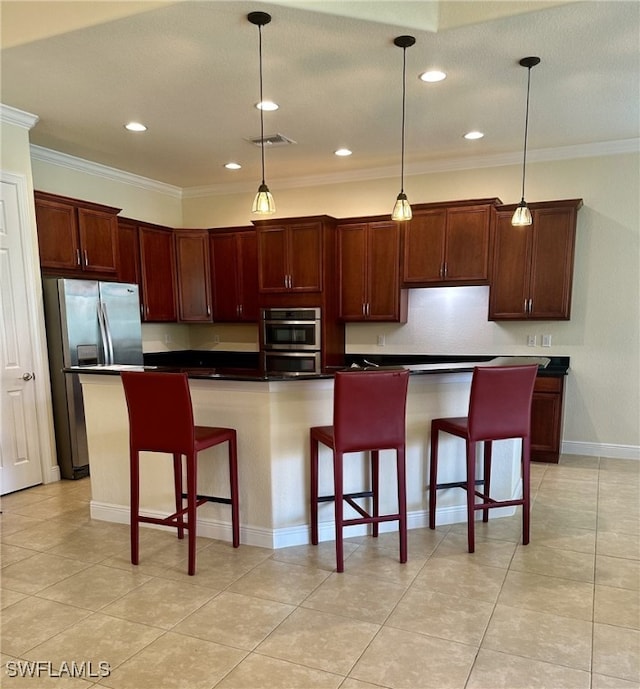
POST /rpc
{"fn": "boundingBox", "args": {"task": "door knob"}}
[22,372,34,381]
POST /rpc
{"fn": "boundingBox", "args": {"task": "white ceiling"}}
[1,1,638,192]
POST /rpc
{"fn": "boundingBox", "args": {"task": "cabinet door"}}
[338,224,368,320]
[77,207,118,274]
[531,376,564,463]
[444,206,491,282]
[237,231,259,320]
[35,197,81,271]
[288,222,322,291]
[402,210,446,284]
[175,231,212,322]
[139,226,176,321]
[211,233,241,321]
[529,207,576,319]
[117,220,141,285]
[257,226,288,292]
[488,211,531,319]
[368,221,403,320]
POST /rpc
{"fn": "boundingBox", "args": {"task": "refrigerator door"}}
[99,282,143,365]
[59,279,102,365]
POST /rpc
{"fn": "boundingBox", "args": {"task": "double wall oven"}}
[261,307,321,375]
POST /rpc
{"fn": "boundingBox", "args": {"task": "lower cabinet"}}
[531,375,565,463]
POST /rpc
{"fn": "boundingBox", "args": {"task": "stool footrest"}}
[434,479,485,490]
[473,497,524,511]
[181,492,233,506]
[317,490,374,503]
[343,513,401,527]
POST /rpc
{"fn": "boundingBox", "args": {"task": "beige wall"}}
[8,113,639,456]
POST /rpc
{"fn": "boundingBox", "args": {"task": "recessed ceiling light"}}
[224,162,242,170]
[419,70,446,83]
[256,101,279,111]
[124,121,147,132]
[464,131,484,140]
[334,148,352,157]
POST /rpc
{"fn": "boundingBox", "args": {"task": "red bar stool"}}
[121,371,240,575]
[428,364,538,553]
[310,368,410,572]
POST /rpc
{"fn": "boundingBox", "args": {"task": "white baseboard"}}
[90,501,515,550]
[562,441,640,461]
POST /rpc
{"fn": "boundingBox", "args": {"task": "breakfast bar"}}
[78,357,554,549]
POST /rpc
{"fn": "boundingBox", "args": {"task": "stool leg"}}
[186,451,197,576]
[310,432,319,546]
[334,450,344,573]
[130,447,140,566]
[397,446,408,564]
[428,425,439,530]
[173,453,184,539]
[522,435,531,545]
[466,440,476,553]
[228,432,240,548]
[482,441,493,523]
[371,450,379,538]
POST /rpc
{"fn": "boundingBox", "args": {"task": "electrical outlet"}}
[213,334,220,345]
[542,334,552,347]
[527,334,537,347]
[377,334,386,347]
[164,332,172,344]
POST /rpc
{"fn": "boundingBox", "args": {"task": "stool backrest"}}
[121,371,195,454]
[333,369,410,453]
[467,364,538,442]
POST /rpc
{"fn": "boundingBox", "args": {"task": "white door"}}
[0,177,44,493]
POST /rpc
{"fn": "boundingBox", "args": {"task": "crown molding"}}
[27,137,639,200]
[29,144,182,198]
[0,103,39,130]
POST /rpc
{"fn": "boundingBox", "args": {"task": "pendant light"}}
[248,11,275,215]
[512,56,541,226]
[391,35,416,222]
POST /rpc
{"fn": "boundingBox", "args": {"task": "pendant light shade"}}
[391,35,416,222]
[512,56,540,226]
[248,11,275,215]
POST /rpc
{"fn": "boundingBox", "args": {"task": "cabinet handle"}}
[76,249,81,266]
[443,262,448,278]
[362,303,366,316]
[84,249,89,266]
[207,305,211,317]
[528,298,533,314]
[366,302,370,316]
[239,304,243,316]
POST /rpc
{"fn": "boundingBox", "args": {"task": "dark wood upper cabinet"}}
[35,191,120,277]
[138,223,177,322]
[175,230,212,323]
[210,228,258,322]
[117,218,141,285]
[489,199,582,320]
[254,218,325,293]
[338,219,407,322]
[402,199,500,287]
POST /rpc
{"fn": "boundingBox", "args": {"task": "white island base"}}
[80,372,524,550]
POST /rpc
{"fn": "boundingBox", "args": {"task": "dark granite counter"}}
[68,352,567,381]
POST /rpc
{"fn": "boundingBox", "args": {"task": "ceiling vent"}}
[246,133,297,147]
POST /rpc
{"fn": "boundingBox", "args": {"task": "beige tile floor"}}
[1,455,638,689]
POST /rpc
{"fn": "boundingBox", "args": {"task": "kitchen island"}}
[77,356,554,549]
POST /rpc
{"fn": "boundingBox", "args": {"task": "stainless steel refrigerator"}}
[43,278,144,479]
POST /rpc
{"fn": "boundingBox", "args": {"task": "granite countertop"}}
[67,353,568,381]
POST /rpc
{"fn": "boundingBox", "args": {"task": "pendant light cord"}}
[520,65,533,201]
[400,45,407,194]
[258,22,266,186]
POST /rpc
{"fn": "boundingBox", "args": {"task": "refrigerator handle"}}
[101,302,115,365]
[97,302,113,365]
